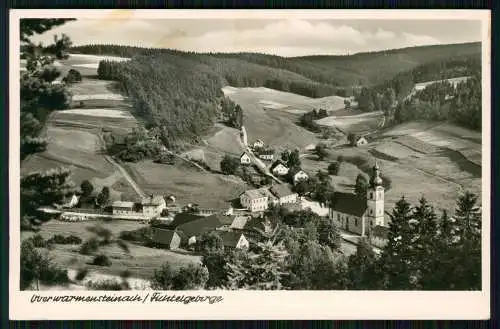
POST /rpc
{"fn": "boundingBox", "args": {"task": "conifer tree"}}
[347,237,379,289]
[378,196,416,289]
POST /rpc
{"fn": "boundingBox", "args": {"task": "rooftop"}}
[230,216,250,230]
[112,201,135,209]
[270,184,295,198]
[142,195,165,206]
[220,231,245,248]
[151,227,178,245]
[330,192,367,217]
[176,213,229,238]
[242,188,273,200]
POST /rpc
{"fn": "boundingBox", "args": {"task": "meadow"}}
[24,219,201,279]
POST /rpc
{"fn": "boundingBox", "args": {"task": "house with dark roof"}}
[329,161,386,236]
[176,213,230,246]
[220,231,249,250]
[112,201,136,216]
[269,184,298,206]
[151,227,181,250]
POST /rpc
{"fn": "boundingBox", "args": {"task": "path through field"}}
[103,154,146,198]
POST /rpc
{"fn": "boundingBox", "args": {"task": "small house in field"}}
[253,139,265,149]
[355,136,368,147]
[62,194,79,209]
[221,231,249,250]
[112,201,136,215]
[270,160,289,176]
[293,170,309,185]
[141,195,166,218]
[269,184,298,205]
[151,227,181,250]
[240,152,252,165]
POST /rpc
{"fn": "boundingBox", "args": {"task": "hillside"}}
[71,41,481,93]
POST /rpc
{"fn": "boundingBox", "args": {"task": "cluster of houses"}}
[239,183,299,212]
[111,195,168,218]
[150,211,277,251]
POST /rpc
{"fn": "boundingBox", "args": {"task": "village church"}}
[329,161,386,236]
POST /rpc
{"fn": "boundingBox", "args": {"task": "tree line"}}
[355,55,481,131]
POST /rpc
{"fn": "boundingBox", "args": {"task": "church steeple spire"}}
[370,160,383,187]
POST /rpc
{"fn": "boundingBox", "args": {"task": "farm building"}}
[151,227,181,250]
[253,139,265,149]
[141,195,166,218]
[329,162,385,236]
[240,188,276,212]
[176,213,233,246]
[220,231,249,250]
[240,152,252,165]
[112,201,136,216]
[355,136,369,147]
[270,160,289,176]
[269,184,298,206]
[293,170,309,185]
[258,152,274,161]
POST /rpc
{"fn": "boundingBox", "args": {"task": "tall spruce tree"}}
[347,237,379,289]
[378,196,416,289]
[412,197,438,289]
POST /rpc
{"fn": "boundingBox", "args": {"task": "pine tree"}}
[412,197,438,289]
[378,196,416,289]
[347,237,379,289]
[452,191,481,290]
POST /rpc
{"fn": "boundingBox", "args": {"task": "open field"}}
[125,160,250,209]
[414,76,471,91]
[222,87,321,151]
[57,109,134,119]
[315,111,384,133]
[24,219,200,279]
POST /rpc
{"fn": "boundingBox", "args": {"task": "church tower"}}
[366,161,385,232]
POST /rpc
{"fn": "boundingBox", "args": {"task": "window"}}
[355,218,358,226]
[371,220,374,227]
[369,209,373,215]
[370,192,373,199]
[337,214,340,221]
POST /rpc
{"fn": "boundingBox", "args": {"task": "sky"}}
[30,18,482,57]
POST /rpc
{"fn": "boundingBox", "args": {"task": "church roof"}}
[330,192,367,217]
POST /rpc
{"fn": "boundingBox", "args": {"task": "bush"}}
[63,69,82,84]
[86,279,124,290]
[30,234,50,248]
[47,234,83,245]
[327,162,340,175]
[119,227,151,244]
[75,268,89,281]
[92,254,112,267]
[79,238,100,255]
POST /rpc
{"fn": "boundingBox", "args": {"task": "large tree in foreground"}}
[20,19,74,160]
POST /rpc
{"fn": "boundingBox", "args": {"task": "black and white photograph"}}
[10,9,490,320]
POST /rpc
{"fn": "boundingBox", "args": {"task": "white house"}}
[62,194,79,209]
[141,195,166,218]
[293,170,309,185]
[269,184,298,205]
[329,161,386,236]
[271,161,289,176]
[240,188,275,212]
[253,139,264,149]
[240,152,252,165]
[356,136,368,147]
[112,201,136,215]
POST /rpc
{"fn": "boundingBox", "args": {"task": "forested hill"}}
[71,41,480,90]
